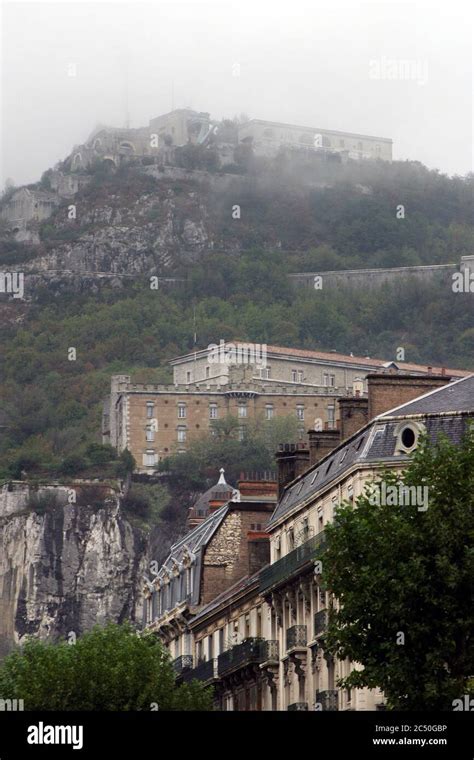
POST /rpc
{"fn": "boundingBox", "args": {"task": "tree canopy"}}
[0,623,212,711]
[323,429,474,710]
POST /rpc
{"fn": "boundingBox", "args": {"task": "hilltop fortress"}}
[0,108,392,237]
[64,108,393,173]
[6,109,464,300]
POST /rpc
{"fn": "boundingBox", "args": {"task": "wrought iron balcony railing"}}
[315,689,338,711]
[180,657,216,683]
[260,639,279,663]
[172,654,193,675]
[259,532,326,594]
[286,624,307,651]
[288,702,308,711]
[314,609,329,638]
[218,637,267,677]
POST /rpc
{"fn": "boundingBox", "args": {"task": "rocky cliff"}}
[0,484,148,656]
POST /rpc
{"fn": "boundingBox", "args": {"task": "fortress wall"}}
[289,263,458,290]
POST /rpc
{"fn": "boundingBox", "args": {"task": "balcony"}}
[217,637,268,677]
[180,657,216,684]
[260,639,279,664]
[315,689,338,711]
[286,625,307,652]
[314,609,329,638]
[288,702,308,711]
[172,654,193,676]
[259,533,326,595]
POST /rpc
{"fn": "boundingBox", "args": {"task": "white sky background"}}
[0,0,472,186]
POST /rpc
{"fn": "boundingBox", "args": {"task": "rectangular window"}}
[237,426,245,441]
[302,516,310,539]
[238,404,247,418]
[328,405,335,428]
[178,404,186,418]
[186,371,191,383]
[177,427,186,443]
[259,367,270,379]
[291,369,297,382]
[206,366,210,378]
[297,370,303,383]
[146,427,155,442]
[265,404,274,420]
[296,405,304,421]
[146,402,154,419]
[209,404,218,419]
[145,451,155,467]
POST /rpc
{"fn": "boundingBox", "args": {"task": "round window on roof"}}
[393,421,426,455]
[401,426,416,449]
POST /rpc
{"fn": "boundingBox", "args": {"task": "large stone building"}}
[237,119,393,161]
[0,187,59,227]
[143,371,474,710]
[103,343,467,472]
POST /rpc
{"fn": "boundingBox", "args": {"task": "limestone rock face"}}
[0,497,148,655]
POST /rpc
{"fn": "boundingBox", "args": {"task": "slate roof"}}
[267,374,474,528]
[170,343,469,377]
[381,374,474,417]
[157,503,229,579]
[193,483,234,514]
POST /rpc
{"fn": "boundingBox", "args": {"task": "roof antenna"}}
[118,46,130,129]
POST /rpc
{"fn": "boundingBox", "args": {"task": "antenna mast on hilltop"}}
[119,47,130,129]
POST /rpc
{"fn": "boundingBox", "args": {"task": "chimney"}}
[247,531,270,574]
[275,443,310,497]
[338,396,369,441]
[308,429,341,467]
[237,473,278,501]
[367,372,452,420]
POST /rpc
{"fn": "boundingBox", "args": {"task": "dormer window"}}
[394,421,425,455]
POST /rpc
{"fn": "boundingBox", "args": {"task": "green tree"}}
[115,448,136,477]
[323,430,474,710]
[0,623,212,711]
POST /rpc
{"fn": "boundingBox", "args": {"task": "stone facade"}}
[149,109,211,147]
[237,119,392,161]
[104,347,466,473]
[0,188,58,227]
[105,381,344,471]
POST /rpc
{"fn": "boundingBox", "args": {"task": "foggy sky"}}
[1,0,472,187]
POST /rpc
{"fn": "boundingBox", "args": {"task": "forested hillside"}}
[0,157,473,485]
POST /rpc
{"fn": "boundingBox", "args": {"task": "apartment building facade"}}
[144,371,473,710]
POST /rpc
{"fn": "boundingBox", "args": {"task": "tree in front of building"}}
[0,623,212,711]
[323,429,474,710]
